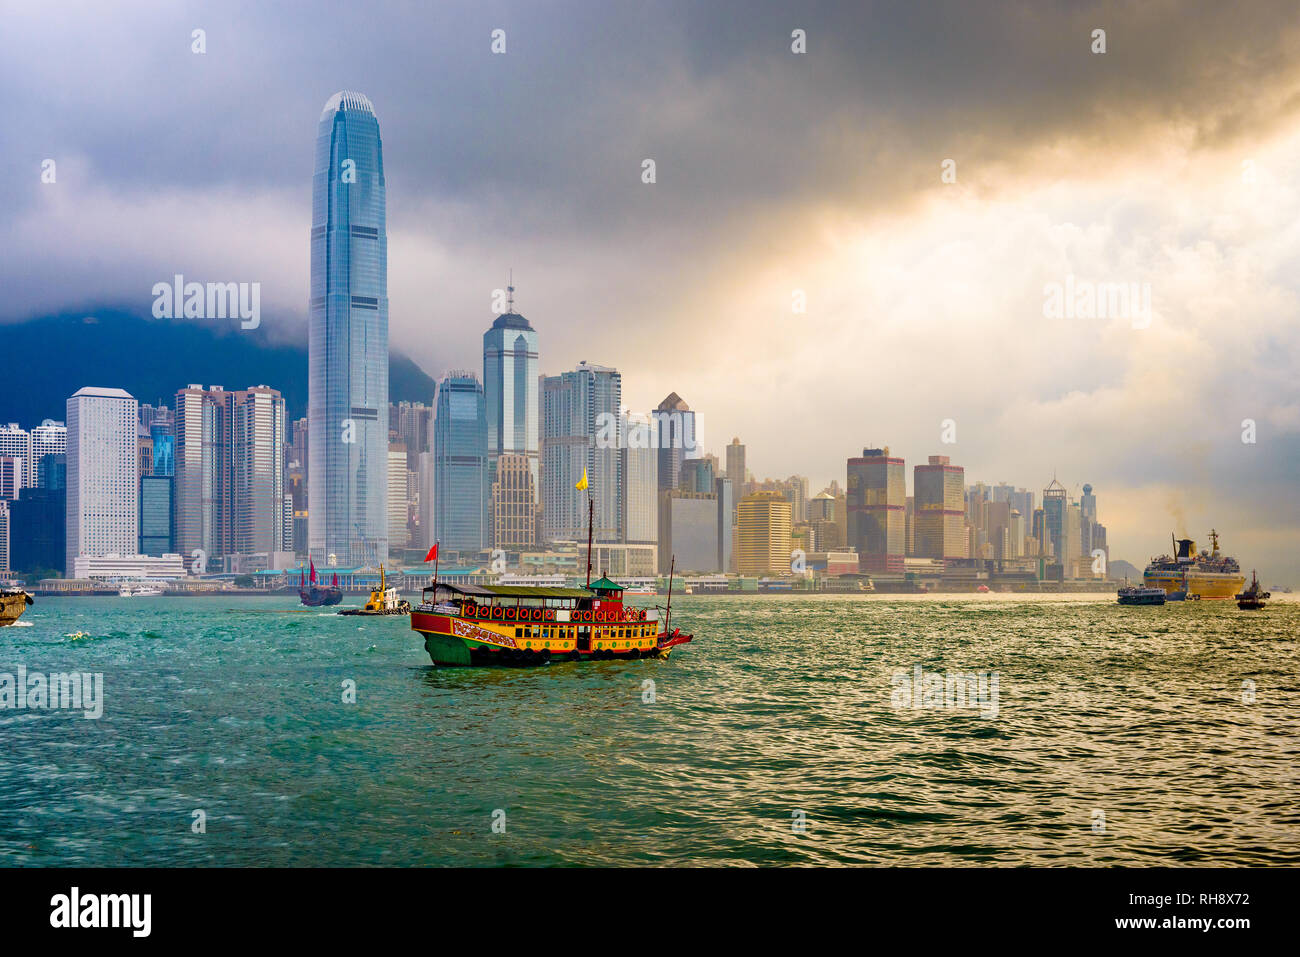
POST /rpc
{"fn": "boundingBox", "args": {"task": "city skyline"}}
[2,3,1298,578]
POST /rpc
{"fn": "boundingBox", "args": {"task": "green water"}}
[1,593,1296,866]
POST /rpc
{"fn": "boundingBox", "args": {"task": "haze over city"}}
[3,1,1299,577]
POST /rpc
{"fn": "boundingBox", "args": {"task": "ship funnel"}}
[1176,538,1195,560]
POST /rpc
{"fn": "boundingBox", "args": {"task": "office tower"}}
[289,416,308,480]
[176,384,287,566]
[1009,509,1025,559]
[621,412,658,554]
[679,457,714,494]
[914,454,966,562]
[0,501,7,572]
[308,90,389,567]
[417,451,436,550]
[985,500,1012,560]
[491,453,537,550]
[0,457,19,500]
[138,427,154,477]
[0,424,27,489]
[385,443,409,549]
[139,403,173,432]
[847,447,905,574]
[483,283,539,493]
[808,490,843,550]
[175,384,234,563]
[654,393,697,493]
[785,475,809,523]
[391,401,433,469]
[150,427,175,477]
[736,489,793,577]
[139,474,174,556]
[715,476,733,572]
[66,387,138,576]
[658,490,720,573]
[37,454,66,491]
[232,386,287,556]
[29,420,66,481]
[433,373,489,554]
[1042,477,1068,571]
[7,488,64,575]
[725,437,746,497]
[541,362,622,542]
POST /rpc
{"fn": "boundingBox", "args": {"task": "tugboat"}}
[410,492,692,666]
[1117,585,1167,606]
[298,561,343,607]
[0,587,34,626]
[338,564,411,616]
[1235,571,1270,611]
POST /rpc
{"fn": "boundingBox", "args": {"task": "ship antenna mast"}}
[664,554,675,636]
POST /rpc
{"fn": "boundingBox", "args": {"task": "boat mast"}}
[664,554,675,635]
[585,494,594,588]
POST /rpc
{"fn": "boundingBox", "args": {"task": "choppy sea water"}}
[0,593,1296,867]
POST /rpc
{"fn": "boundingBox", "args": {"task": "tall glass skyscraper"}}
[541,362,622,543]
[308,91,389,567]
[433,374,489,555]
[483,288,539,540]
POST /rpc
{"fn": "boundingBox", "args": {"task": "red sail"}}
[310,560,317,584]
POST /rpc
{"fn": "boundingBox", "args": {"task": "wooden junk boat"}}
[0,587,34,626]
[299,561,343,607]
[411,574,691,666]
[412,492,693,667]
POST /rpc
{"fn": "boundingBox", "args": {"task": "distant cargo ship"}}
[1143,530,1245,600]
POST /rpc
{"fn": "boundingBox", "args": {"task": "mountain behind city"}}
[2,310,438,425]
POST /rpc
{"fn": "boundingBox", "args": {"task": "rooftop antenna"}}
[507,268,515,314]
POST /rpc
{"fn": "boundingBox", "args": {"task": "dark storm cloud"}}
[5,0,1300,254]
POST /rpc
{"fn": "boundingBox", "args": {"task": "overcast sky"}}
[4,0,1300,576]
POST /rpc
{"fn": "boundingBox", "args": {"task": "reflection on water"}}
[0,594,1296,866]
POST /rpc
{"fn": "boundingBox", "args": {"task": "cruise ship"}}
[1143,530,1246,600]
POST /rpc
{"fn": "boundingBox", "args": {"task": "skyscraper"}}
[66,387,138,576]
[231,385,288,557]
[0,424,28,490]
[736,490,793,577]
[1042,477,1069,573]
[725,437,746,496]
[483,284,539,493]
[175,384,287,567]
[308,90,389,567]
[433,373,488,555]
[491,452,537,550]
[621,411,658,552]
[541,362,622,542]
[29,420,67,485]
[914,454,966,562]
[387,443,409,548]
[654,393,697,493]
[847,447,906,574]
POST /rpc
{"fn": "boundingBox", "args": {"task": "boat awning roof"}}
[428,582,595,599]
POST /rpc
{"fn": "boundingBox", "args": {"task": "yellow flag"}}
[575,467,588,491]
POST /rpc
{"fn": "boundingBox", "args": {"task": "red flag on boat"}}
[423,543,438,562]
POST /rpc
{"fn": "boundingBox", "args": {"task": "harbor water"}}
[1,593,1296,866]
